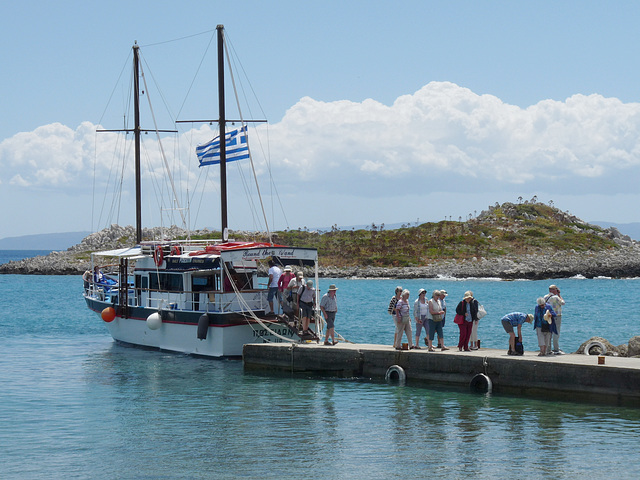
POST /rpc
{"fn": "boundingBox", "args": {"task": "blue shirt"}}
[501,312,529,326]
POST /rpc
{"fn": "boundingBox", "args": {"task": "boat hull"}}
[86,297,301,358]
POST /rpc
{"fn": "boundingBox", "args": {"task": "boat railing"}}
[84,275,270,313]
[134,288,268,314]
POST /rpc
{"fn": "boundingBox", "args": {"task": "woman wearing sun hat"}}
[533,297,557,356]
[412,289,428,349]
[394,289,414,350]
[455,291,478,351]
[427,290,447,352]
[277,266,295,306]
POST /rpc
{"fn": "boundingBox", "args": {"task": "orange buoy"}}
[101,307,116,322]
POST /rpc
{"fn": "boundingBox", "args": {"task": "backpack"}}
[514,338,524,355]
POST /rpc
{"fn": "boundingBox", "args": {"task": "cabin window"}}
[192,275,218,292]
[149,273,184,292]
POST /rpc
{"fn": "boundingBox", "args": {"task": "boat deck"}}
[243,342,640,407]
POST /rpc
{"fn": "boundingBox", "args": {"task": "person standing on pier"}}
[394,289,414,350]
[437,290,448,348]
[320,284,339,345]
[427,290,447,352]
[388,286,403,346]
[544,284,565,355]
[413,289,428,349]
[533,297,557,356]
[455,291,478,351]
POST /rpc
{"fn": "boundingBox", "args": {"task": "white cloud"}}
[2,81,640,236]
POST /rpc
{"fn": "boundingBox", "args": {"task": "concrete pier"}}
[243,343,640,407]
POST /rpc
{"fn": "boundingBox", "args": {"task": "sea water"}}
[1,265,639,478]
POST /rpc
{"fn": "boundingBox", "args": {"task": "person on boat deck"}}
[223,270,244,292]
[533,297,557,356]
[278,266,295,305]
[267,260,282,315]
[320,284,339,345]
[93,266,116,288]
[501,312,534,355]
[297,279,316,334]
[388,286,403,347]
[412,288,428,349]
[287,271,304,308]
[394,289,413,350]
[93,266,104,283]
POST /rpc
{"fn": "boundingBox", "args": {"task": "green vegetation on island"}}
[228,200,622,268]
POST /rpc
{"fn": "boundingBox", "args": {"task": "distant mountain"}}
[590,222,640,241]
[0,231,91,250]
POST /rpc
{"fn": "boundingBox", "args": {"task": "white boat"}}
[83,26,321,357]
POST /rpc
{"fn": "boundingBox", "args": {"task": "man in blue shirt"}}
[501,312,533,355]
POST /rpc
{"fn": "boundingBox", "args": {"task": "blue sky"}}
[2,1,640,238]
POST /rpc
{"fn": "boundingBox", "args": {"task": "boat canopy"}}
[92,246,144,258]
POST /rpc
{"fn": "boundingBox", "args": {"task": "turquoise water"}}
[1,271,640,478]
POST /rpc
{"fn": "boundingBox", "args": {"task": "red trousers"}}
[458,321,473,350]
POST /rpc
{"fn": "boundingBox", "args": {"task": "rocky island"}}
[1,201,639,279]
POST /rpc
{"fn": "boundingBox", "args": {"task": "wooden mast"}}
[217,25,228,241]
[133,43,142,244]
[175,25,266,240]
[97,43,176,245]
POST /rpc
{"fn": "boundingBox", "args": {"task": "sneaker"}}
[553,350,564,355]
[470,346,478,351]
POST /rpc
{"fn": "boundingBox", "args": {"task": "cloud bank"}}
[2,81,640,234]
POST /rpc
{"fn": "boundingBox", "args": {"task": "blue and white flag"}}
[196,127,249,167]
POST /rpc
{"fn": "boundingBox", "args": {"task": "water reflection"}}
[76,342,640,479]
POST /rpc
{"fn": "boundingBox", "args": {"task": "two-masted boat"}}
[83,26,321,357]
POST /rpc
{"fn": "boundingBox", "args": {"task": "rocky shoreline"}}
[2,224,640,279]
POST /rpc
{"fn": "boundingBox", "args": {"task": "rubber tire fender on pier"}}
[385,365,406,384]
[584,340,607,355]
[469,373,492,394]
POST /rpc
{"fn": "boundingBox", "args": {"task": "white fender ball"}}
[147,312,162,330]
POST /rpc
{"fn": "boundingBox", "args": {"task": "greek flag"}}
[196,127,249,167]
